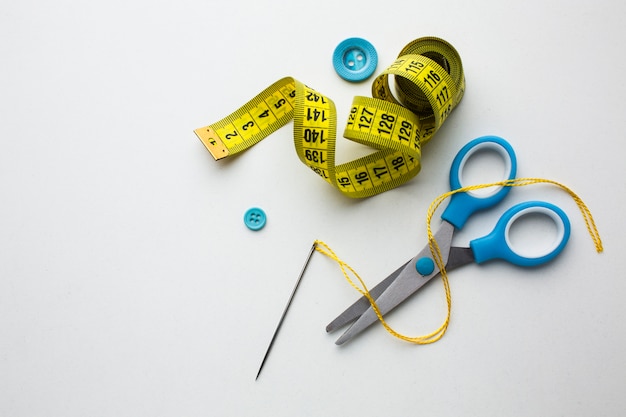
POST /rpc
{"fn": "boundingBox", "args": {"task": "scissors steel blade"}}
[334,221,456,345]
[326,260,410,333]
[327,245,474,334]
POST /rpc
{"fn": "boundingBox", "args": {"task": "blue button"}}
[244,207,266,231]
[333,38,378,82]
[416,257,435,276]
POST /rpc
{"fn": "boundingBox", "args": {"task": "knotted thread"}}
[316,177,603,344]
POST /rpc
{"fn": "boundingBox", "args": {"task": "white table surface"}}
[2,0,625,416]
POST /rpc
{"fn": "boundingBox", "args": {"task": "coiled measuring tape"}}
[194,37,465,198]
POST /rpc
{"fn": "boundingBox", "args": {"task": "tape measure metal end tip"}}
[194,126,230,160]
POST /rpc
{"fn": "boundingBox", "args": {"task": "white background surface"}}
[1,0,625,416]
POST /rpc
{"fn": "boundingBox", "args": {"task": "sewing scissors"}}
[327,136,571,345]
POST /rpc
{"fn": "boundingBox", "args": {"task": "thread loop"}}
[318,177,602,344]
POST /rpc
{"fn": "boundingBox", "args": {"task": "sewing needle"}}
[255,241,317,380]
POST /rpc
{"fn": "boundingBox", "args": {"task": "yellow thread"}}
[317,177,603,344]
[314,240,445,343]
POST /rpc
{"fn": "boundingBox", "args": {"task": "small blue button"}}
[244,207,266,231]
[416,257,435,276]
[333,38,378,82]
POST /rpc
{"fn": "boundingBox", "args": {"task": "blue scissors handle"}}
[470,201,570,267]
[441,136,518,229]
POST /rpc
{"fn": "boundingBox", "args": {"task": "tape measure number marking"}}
[195,37,464,198]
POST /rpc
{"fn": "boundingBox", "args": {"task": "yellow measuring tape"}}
[194,37,465,198]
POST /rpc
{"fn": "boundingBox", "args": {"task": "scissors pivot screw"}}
[416,257,435,276]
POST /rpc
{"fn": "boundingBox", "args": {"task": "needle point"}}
[255,242,317,380]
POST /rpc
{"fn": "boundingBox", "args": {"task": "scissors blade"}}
[326,260,410,333]
[446,246,475,271]
[335,221,455,345]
